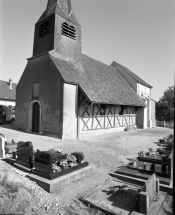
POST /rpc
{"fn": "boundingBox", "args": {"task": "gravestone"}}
[139,173,159,214]
[0,135,5,158]
[16,141,34,169]
[34,150,89,180]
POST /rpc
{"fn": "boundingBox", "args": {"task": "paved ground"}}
[0,124,173,214]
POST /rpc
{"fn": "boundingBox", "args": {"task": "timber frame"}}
[78,90,137,132]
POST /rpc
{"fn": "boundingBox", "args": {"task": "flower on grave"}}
[52,164,62,173]
[138,151,145,157]
[159,138,164,143]
[66,154,77,163]
[59,159,68,166]
[157,148,165,154]
[148,148,154,153]
[142,162,147,169]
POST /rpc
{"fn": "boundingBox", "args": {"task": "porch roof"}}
[50,53,146,107]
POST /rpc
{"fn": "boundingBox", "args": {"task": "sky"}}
[0,0,175,101]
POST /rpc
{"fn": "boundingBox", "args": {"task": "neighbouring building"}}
[0,79,16,107]
[15,0,154,139]
[111,62,156,129]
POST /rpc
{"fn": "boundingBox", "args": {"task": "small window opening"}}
[100,104,106,116]
[61,22,76,40]
[119,106,125,115]
[39,21,50,38]
[32,82,39,98]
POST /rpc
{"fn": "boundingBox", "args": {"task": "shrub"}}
[0,172,36,214]
[71,152,85,163]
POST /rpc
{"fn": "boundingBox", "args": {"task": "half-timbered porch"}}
[78,91,137,134]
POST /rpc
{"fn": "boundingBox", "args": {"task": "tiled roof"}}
[0,80,17,100]
[50,53,146,107]
[111,61,153,88]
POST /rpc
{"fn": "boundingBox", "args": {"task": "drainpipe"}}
[76,85,79,139]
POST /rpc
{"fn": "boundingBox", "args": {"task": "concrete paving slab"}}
[27,165,95,192]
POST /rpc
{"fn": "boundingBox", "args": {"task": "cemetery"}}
[79,134,173,215]
[0,134,95,192]
[0,130,173,214]
[110,135,173,192]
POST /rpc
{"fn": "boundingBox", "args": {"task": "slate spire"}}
[46,0,72,16]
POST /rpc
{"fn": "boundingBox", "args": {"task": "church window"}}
[32,82,39,98]
[39,21,50,38]
[61,22,76,40]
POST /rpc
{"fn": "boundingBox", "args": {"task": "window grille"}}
[61,22,76,40]
[39,21,50,38]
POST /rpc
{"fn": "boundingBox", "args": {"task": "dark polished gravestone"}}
[128,161,169,178]
[33,150,89,180]
[16,141,34,169]
[137,150,172,178]
[113,166,171,186]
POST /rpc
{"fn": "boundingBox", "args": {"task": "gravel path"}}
[0,125,173,214]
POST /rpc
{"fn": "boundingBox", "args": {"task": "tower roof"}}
[37,0,80,26]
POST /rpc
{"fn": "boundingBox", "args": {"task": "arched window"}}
[61,22,76,40]
[39,21,50,38]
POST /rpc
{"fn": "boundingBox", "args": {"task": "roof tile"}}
[50,53,146,107]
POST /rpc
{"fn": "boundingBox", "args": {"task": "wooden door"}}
[32,102,40,133]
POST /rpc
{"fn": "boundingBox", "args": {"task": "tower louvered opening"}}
[61,22,76,40]
[39,21,50,38]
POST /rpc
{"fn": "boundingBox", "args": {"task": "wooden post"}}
[163,121,166,127]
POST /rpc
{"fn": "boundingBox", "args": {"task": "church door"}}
[32,102,40,133]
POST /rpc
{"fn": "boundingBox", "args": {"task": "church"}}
[15,0,155,139]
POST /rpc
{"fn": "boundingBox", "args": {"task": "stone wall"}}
[33,15,55,56]
[15,53,64,138]
[54,15,81,63]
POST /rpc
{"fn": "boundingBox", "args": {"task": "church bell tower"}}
[33,0,81,63]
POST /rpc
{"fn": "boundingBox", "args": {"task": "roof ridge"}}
[0,80,17,85]
[112,61,152,88]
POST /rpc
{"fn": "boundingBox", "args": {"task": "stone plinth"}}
[27,165,95,192]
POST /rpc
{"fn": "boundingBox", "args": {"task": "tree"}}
[156,86,174,121]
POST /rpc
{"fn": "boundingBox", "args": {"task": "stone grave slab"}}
[27,165,95,193]
[111,166,171,186]
[138,173,167,215]
[139,173,157,214]
[79,179,166,215]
